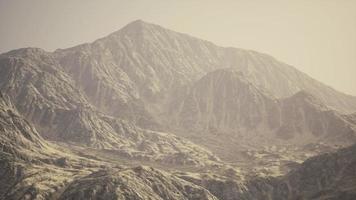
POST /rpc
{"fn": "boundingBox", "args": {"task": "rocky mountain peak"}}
[106,19,166,42]
[120,19,153,31]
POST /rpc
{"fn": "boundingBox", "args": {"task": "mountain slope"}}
[54,20,356,118]
[0,91,46,197]
[0,92,220,200]
[164,68,356,163]
[168,68,278,133]
[0,91,79,200]
[228,50,356,113]
[0,47,220,167]
[176,143,356,200]
[243,143,356,200]
[170,68,356,144]
[0,91,47,159]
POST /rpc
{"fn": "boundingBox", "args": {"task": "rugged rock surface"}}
[0,91,45,198]
[0,94,219,200]
[177,143,356,200]
[0,47,220,167]
[0,91,47,159]
[0,91,70,200]
[58,166,218,200]
[239,143,356,200]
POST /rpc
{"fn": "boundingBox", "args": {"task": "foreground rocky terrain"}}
[1,20,356,199]
[0,92,219,199]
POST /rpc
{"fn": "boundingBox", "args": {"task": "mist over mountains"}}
[1,20,356,200]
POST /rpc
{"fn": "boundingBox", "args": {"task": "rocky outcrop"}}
[0,91,56,199]
[177,144,356,200]
[58,166,218,200]
[241,143,356,200]
[0,91,47,159]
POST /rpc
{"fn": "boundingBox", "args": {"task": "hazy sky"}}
[0,0,355,95]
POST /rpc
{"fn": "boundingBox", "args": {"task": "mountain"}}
[0,47,220,167]
[168,68,278,133]
[167,68,356,161]
[1,20,352,151]
[54,20,356,119]
[1,19,356,199]
[49,20,356,155]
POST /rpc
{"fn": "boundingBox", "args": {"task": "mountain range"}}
[1,20,356,200]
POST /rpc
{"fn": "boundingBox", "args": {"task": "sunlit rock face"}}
[58,166,218,200]
[0,91,47,159]
[0,91,52,199]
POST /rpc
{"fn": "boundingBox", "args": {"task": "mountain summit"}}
[57,20,356,114]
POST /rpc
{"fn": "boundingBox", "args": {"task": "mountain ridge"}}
[58,20,356,114]
[5,20,356,113]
